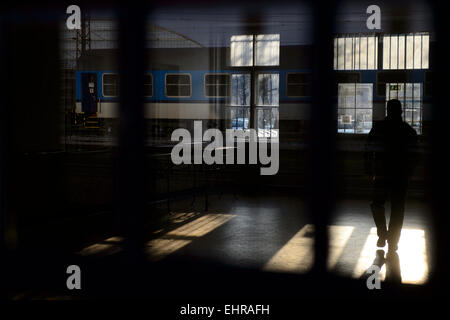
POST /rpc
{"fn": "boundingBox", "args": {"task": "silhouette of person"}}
[364,99,418,252]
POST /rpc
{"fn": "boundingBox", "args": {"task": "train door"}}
[81,73,98,114]
[386,83,422,134]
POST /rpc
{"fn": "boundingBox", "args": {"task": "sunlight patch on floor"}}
[354,227,428,284]
[146,213,234,261]
[263,224,354,273]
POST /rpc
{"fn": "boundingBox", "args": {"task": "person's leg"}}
[388,179,407,251]
[370,177,388,246]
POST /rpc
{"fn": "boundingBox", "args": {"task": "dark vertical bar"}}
[431,0,449,292]
[118,1,147,259]
[378,35,383,71]
[310,0,336,274]
[0,14,5,256]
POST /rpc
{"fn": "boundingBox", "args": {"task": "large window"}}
[383,33,429,70]
[229,34,280,136]
[103,73,119,97]
[334,35,378,70]
[386,83,422,134]
[286,73,312,97]
[205,74,230,98]
[338,83,373,134]
[165,74,191,98]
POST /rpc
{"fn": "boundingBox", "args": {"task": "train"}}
[73,36,433,140]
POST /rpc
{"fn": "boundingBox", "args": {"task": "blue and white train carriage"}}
[74,35,433,138]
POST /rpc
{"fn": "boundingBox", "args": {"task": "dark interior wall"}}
[1,13,65,249]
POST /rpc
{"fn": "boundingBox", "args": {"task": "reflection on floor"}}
[77,197,431,286]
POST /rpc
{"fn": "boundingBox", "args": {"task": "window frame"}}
[382,33,430,70]
[102,72,119,98]
[164,73,192,98]
[337,82,374,134]
[203,73,231,98]
[334,34,378,71]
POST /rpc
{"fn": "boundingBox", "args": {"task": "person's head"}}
[387,99,402,119]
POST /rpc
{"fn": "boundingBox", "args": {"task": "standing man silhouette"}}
[364,99,418,252]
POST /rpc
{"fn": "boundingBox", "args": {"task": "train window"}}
[230,35,253,67]
[144,74,153,97]
[204,74,230,98]
[165,74,191,98]
[231,34,280,67]
[334,35,378,70]
[256,73,279,106]
[386,83,422,134]
[383,33,429,70]
[286,73,312,97]
[103,73,119,97]
[337,83,373,134]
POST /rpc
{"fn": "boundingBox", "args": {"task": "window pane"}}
[367,36,376,69]
[166,74,191,97]
[406,35,414,69]
[414,35,422,69]
[360,36,368,70]
[422,34,429,69]
[398,36,405,69]
[355,108,372,133]
[231,35,253,66]
[256,73,279,106]
[231,74,250,106]
[345,37,353,70]
[338,108,355,133]
[391,36,398,70]
[255,34,280,66]
[354,37,360,70]
[334,38,338,69]
[256,107,279,138]
[338,38,345,70]
[383,36,390,69]
[230,107,249,130]
[355,84,373,109]
[338,83,373,134]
